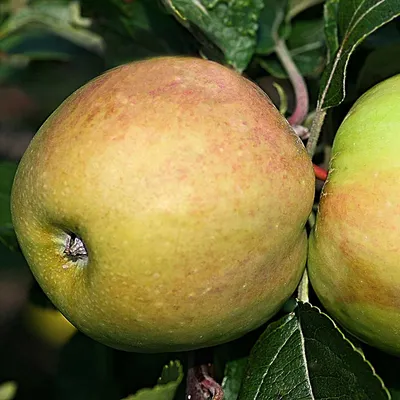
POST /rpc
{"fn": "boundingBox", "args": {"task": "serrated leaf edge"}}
[299,301,392,399]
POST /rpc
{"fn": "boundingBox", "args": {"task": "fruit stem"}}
[275,38,309,126]
[306,108,327,157]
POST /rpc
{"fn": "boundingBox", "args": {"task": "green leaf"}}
[259,18,325,78]
[0,1,104,55]
[239,302,390,400]
[0,29,84,61]
[0,381,17,400]
[83,0,197,67]
[122,361,183,400]
[256,0,289,55]
[323,0,339,64]
[319,0,400,109]
[222,358,248,400]
[163,0,264,72]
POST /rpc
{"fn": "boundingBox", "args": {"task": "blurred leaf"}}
[163,0,264,72]
[287,0,324,20]
[0,240,27,271]
[318,0,400,109]
[0,381,17,400]
[0,29,83,61]
[83,0,197,67]
[0,62,22,84]
[57,332,119,400]
[256,0,289,55]
[356,43,400,94]
[7,50,104,125]
[221,358,247,400]
[239,302,390,399]
[259,18,325,78]
[122,361,183,400]
[391,390,400,400]
[0,0,104,55]
[0,162,18,250]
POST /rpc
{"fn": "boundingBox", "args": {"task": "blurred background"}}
[0,1,400,399]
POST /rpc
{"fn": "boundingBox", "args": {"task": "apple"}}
[11,56,315,352]
[23,303,77,348]
[308,74,400,355]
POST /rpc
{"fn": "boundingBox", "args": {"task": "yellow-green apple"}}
[308,74,400,355]
[11,56,315,352]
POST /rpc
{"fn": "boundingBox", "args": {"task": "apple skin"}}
[308,74,400,355]
[11,56,315,352]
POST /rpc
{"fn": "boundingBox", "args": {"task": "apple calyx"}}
[64,233,87,262]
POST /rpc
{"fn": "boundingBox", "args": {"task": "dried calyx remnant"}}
[64,233,88,262]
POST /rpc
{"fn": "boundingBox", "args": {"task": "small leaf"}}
[122,360,183,400]
[239,302,390,400]
[0,381,17,400]
[319,0,400,109]
[222,358,248,400]
[163,0,264,72]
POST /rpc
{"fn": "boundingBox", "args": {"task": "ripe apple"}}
[308,74,400,355]
[11,56,315,352]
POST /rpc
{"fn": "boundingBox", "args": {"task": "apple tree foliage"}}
[0,0,400,399]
